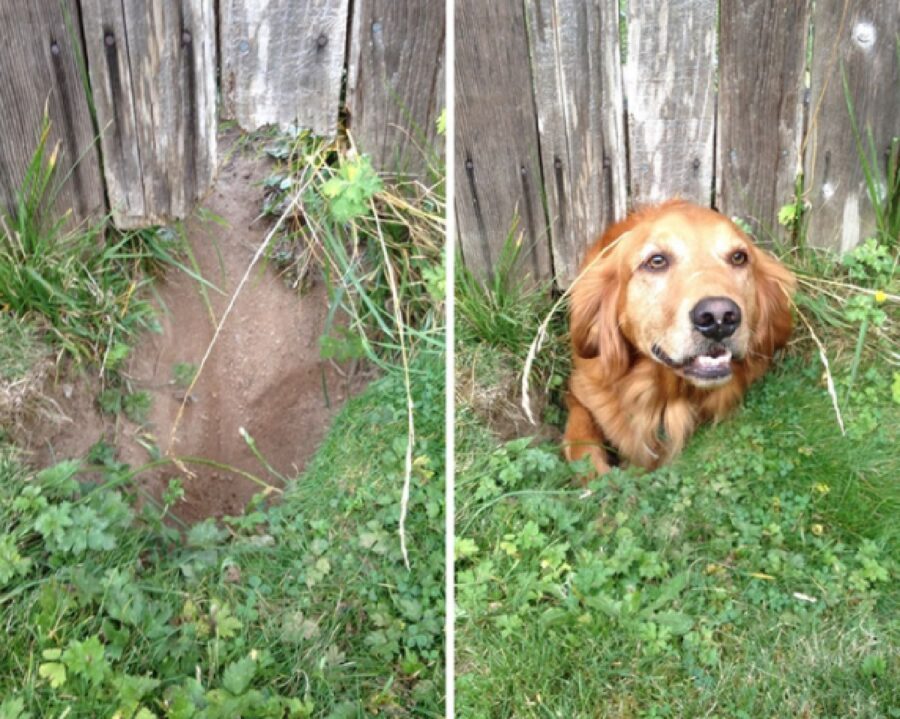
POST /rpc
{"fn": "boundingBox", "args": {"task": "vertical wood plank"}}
[455,0,551,281]
[220,0,349,137]
[79,0,144,219]
[81,0,217,228]
[717,0,809,241]
[346,0,445,176]
[805,0,900,251]
[525,0,627,286]
[0,1,104,223]
[624,0,717,206]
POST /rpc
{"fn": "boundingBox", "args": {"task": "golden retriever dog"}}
[563,200,796,475]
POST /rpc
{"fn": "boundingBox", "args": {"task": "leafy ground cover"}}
[455,353,897,717]
[0,353,444,717]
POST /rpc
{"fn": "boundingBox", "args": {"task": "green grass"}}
[0,314,48,383]
[0,114,156,366]
[455,355,898,717]
[0,353,444,717]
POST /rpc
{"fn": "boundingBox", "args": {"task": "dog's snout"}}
[691,296,741,341]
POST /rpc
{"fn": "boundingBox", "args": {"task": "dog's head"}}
[570,201,796,388]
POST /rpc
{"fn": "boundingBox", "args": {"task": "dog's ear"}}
[569,241,629,375]
[750,247,796,356]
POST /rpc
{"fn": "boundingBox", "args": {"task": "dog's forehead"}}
[644,212,743,253]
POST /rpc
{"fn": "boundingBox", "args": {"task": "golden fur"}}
[563,200,796,475]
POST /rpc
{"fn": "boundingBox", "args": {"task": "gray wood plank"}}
[79,0,144,221]
[624,0,717,205]
[346,0,445,176]
[220,0,349,137]
[81,0,216,228]
[804,0,900,251]
[455,0,551,281]
[525,0,627,286]
[717,0,809,242]
[0,1,104,224]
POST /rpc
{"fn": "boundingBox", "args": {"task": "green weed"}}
[0,353,445,716]
[172,362,199,389]
[456,355,898,716]
[259,128,445,371]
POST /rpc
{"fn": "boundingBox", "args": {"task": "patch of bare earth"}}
[455,346,560,444]
[25,137,369,521]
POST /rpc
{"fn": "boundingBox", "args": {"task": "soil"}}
[455,345,561,445]
[27,135,370,522]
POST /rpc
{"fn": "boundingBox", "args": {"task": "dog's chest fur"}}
[571,358,749,469]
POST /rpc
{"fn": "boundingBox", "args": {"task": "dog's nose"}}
[691,296,741,341]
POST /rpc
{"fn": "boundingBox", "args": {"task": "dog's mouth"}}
[652,343,734,382]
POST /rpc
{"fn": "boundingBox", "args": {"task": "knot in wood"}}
[852,22,875,49]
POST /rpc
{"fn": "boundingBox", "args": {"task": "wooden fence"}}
[0,0,444,229]
[455,0,900,286]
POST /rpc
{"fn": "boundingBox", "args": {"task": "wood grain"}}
[717,0,809,241]
[81,0,216,228]
[525,0,627,286]
[455,0,551,281]
[0,1,104,223]
[804,0,900,251]
[220,0,349,137]
[624,0,717,206]
[346,0,445,176]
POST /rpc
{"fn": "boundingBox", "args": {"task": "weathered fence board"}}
[717,0,809,242]
[346,0,445,175]
[0,1,104,223]
[624,0,717,206]
[455,0,551,281]
[220,0,349,137]
[80,0,217,228]
[805,0,900,251]
[524,0,628,285]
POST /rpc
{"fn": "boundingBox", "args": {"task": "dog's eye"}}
[645,254,669,271]
[730,250,748,266]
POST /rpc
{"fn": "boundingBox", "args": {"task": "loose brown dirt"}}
[27,136,369,521]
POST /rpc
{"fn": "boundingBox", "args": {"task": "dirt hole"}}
[26,134,370,522]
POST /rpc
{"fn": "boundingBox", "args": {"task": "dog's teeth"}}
[696,350,732,367]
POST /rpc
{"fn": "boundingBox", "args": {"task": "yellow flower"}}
[874,290,887,304]
[814,482,830,495]
[811,523,825,536]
